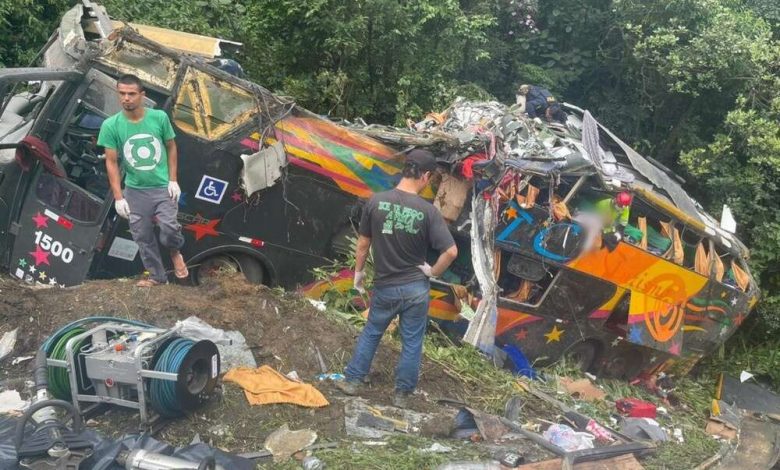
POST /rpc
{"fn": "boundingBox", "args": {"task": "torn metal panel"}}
[240,142,287,195]
[107,22,242,58]
[99,36,177,90]
[463,192,499,355]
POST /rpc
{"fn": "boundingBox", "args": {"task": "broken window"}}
[172,67,257,141]
[100,41,177,91]
[36,172,103,223]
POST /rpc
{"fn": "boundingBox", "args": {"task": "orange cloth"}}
[731,260,750,292]
[695,242,710,276]
[224,366,329,407]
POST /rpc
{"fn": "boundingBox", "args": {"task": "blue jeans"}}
[344,279,430,393]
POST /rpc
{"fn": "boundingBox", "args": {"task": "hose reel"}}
[44,320,220,427]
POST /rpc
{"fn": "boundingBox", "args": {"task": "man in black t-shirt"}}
[337,149,458,408]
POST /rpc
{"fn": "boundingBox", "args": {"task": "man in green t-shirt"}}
[97,74,188,287]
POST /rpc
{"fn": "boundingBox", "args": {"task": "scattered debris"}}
[263,424,317,463]
[739,370,754,383]
[175,316,256,369]
[620,417,668,442]
[616,398,657,418]
[718,373,780,414]
[10,355,33,366]
[422,442,454,453]
[558,377,606,402]
[704,420,737,440]
[513,454,644,469]
[344,398,429,438]
[542,423,594,451]
[0,329,17,361]
[302,455,325,470]
[0,390,27,414]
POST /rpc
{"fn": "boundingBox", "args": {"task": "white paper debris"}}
[0,329,18,361]
[740,371,754,383]
[11,356,34,366]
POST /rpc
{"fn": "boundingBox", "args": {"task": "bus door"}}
[0,69,83,266]
[7,69,152,286]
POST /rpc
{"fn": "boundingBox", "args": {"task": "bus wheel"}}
[564,340,599,373]
[234,254,265,284]
[195,254,265,285]
[195,255,239,286]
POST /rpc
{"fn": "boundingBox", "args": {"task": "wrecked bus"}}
[0,2,759,379]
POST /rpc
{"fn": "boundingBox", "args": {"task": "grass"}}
[259,435,490,469]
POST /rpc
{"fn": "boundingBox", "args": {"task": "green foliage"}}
[0,0,71,67]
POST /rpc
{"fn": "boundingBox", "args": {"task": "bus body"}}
[0,2,758,379]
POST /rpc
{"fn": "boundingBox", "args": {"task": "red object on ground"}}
[616,398,657,418]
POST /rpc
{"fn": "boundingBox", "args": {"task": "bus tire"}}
[194,255,239,286]
[564,340,600,373]
[234,254,265,284]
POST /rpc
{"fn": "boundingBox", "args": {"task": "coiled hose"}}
[149,338,194,417]
[42,317,154,400]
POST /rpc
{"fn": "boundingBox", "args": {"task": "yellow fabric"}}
[671,227,684,265]
[224,366,329,408]
[713,252,725,282]
[731,260,750,292]
[695,242,710,276]
[552,196,571,221]
[638,217,648,250]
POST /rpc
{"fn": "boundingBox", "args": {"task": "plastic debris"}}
[302,456,325,470]
[10,355,33,366]
[174,316,256,369]
[316,373,345,382]
[307,299,327,312]
[0,390,28,414]
[0,329,18,361]
[740,370,754,383]
[542,423,594,451]
[616,398,657,418]
[286,370,301,382]
[422,443,453,453]
[435,462,503,470]
[620,417,668,442]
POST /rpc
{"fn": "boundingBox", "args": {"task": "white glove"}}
[115,199,130,219]
[353,270,366,294]
[417,262,433,277]
[614,231,623,241]
[168,181,181,203]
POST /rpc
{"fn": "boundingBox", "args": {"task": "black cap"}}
[405,149,438,172]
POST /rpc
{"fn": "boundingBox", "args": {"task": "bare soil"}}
[0,273,485,453]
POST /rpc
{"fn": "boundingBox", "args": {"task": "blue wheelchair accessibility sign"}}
[195,175,229,204]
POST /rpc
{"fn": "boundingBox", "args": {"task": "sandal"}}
[171,252,189,279]
[136,279,162,287]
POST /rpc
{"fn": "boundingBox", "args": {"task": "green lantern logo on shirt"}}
[123,133,162,171]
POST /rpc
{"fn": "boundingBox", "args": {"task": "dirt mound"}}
[0,274,470,450]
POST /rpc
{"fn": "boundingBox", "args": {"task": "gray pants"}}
[124,187,185,283]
